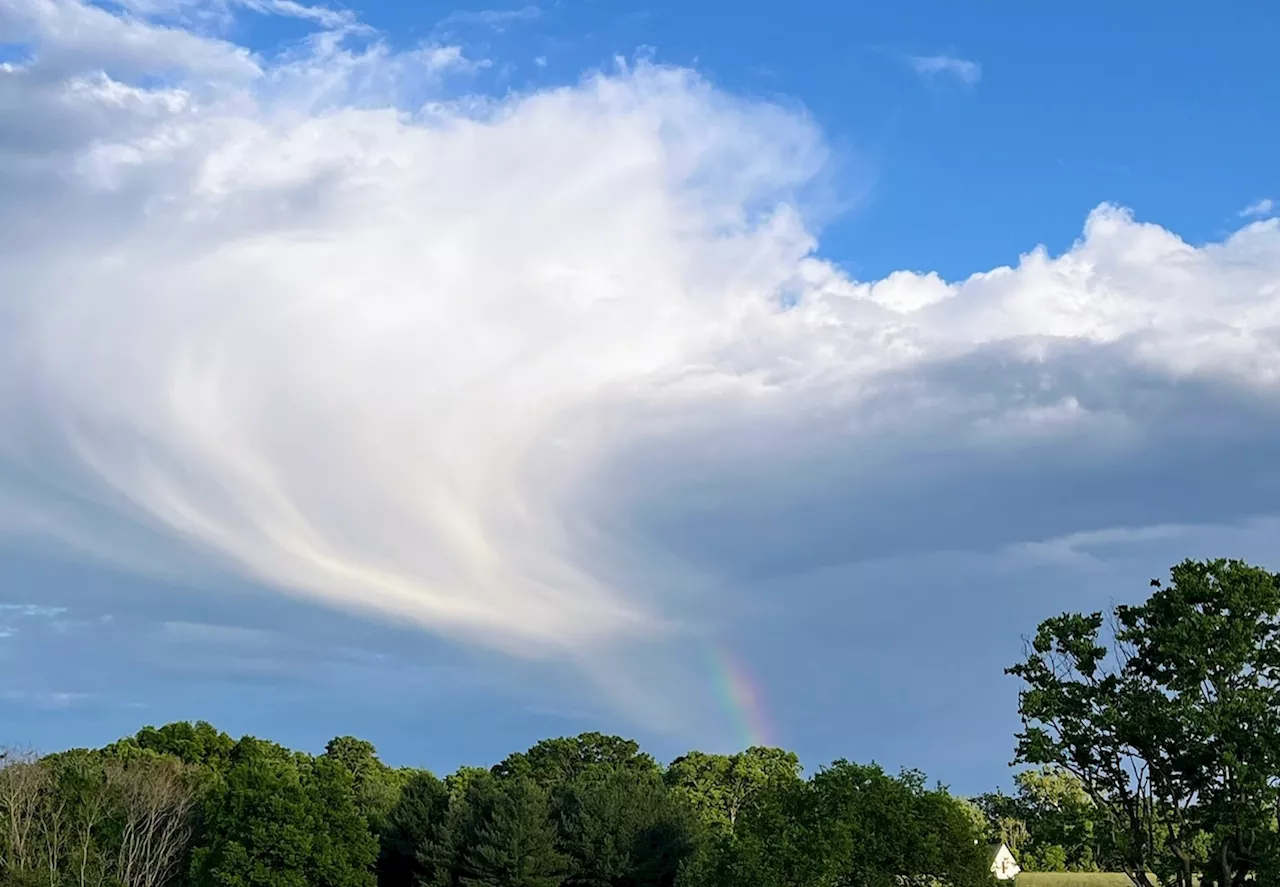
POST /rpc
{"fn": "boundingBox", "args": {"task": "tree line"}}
[1,727,991,887]
[2,557,1278,887]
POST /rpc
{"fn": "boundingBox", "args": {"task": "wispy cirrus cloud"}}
[908,53,982,85]
[0,604,68,619]
[436,5,541,31]
[0,690,89,710]
[0,604,69,639]
[105,0,360,30]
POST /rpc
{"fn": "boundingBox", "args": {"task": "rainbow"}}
[705,644,776,750]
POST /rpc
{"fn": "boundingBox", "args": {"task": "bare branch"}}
[0,746,47,875]
[106,757,198,887]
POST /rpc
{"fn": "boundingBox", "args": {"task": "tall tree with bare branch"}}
[107,756,199,887]
[0,747,48,879]
[44,750,114,887]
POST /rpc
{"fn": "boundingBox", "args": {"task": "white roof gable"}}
[989,843,1021,881]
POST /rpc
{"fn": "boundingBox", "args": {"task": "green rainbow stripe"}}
[706,643,775,749]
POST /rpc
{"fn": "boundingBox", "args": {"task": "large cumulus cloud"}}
[2,0,1279,669]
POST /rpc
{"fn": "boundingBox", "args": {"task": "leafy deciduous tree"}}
[1009,558,1280,887]
[189,737,376,887]
[665,748,801,835]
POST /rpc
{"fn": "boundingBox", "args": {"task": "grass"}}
[1016,875,1140,887]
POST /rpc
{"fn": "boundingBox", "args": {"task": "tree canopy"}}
[1008,557,1280,887]
[2,727,986,887]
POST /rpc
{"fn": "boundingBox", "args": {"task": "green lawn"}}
[1016,875,1139,887]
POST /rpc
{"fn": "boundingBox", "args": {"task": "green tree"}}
[1017,767,1101,871]
[979,797,1031,862]
[1008,558,1280,887]
[111,722,235,771]
[665,748,801,835]
[457,775,565,887]
[682,774,818,887]
[321,737,405,834]
[556,766,693,887]
[189,737,376,887]
[495,735,659,790]
[808,762,992,887]
[377,770,449,887]
[43,749,112,887]
[0,747,50,881]
[107,753,200,887]
[446,768,493,805]
[491,734,690,887]
[974,767,1105,872]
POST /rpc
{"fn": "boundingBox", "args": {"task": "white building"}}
[988,843,1021,881]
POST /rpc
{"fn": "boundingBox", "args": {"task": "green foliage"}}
[676,761,990,887]
[681,771,817,887]
[807,762,992,887]
[665,748,800,836]
[494,734,659,789]
[0,721,1011,887]
[109,722,235,771]
[555,766,693,887]
[378,770,449,887]
[321,737,406,834]
[0,744,200,887]
[1031,845,1069,872]
[189,737,376,887]
[1008,558,1280,887]
[456,775,565,887]
[974,766,1104,872]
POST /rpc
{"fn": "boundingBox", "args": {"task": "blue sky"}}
[318,0,1279,277]
[0,0,1278,796]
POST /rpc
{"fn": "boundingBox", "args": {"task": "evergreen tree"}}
[457,776,566,887]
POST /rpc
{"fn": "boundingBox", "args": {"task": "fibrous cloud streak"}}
[2,0,1279,659]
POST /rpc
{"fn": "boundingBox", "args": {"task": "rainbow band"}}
[706,644,775,749]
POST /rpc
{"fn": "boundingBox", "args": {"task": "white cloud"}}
[0,689,89,709]
[1005,522,1204,569]
[437,5,542,30]
[1241,197,1275,218]
[0,604,68,618]
[2,0,1280,682]
[0,604,73,645]
[908,54,981,85]
[0,0,262,82]
[412,43,489,75]
[230,0,361,31]
[109,0,363,32]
